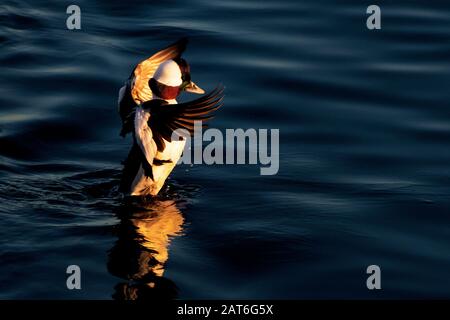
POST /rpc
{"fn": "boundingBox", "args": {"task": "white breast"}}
[130,99,187,196]
[134,107,157,166]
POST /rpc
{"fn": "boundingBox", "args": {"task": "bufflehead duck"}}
[118,39,224,196]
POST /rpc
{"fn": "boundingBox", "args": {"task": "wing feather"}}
[143,85,225,151]
[131,38,188,104]
[118,38,188,137]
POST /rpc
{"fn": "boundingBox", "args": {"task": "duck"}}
[117,38,224,196]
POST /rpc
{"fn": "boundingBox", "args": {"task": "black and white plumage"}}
[118,38,189,138]
[118,39,224,196]
[143,86,224,152]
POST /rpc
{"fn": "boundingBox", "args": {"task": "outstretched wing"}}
[142,85,224,152]
[131,38,188,104]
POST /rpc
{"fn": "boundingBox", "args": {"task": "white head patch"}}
[153,60,182,87]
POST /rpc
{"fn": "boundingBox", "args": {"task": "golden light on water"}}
[108,199,185,300]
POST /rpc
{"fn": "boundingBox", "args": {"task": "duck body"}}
[118,39,224,197]
[128,99,186,196]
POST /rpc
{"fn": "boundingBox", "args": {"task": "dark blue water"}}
[1,0,450,299]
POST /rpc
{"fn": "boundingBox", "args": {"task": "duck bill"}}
[184,81,205,94]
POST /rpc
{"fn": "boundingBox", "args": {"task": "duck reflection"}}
[108,198,185,300]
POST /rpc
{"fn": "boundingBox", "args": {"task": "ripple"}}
[1,0,450,299]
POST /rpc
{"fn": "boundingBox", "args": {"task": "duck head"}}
[148,59,204,101]
[175,58,205,94]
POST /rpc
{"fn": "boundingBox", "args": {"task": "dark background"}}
[0,0,449,298]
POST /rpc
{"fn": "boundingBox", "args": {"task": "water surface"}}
[1,0,450,299]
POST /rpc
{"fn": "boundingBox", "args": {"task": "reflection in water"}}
[108,198,185,300]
